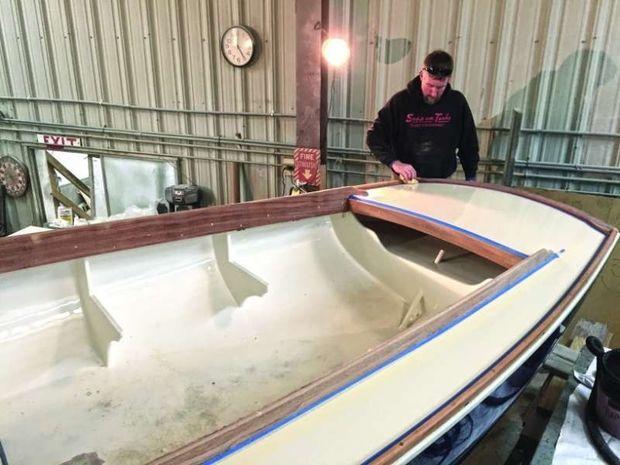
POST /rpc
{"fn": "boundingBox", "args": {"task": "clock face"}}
[221,26,256,67]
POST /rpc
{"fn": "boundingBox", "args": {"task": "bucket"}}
[586,336,620,439]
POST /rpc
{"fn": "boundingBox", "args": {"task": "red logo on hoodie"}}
[405,112,452,128]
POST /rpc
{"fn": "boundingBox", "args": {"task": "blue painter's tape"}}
[350,194,528,259]
[201,251,558,465]
[361,252,559,463]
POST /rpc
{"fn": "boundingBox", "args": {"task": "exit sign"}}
[37,134,82,148]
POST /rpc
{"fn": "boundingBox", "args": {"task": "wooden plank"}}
[5,179,608,276]
[530,347,595,465]
[369,228,618,465]
[50,188,90,220]
[551,343,578,364]
[503,375,566,465]
[47,152,91,197]
[148,249,553,465]
[0,186,361,274]
[355,179,401,190]
[502,110,523,187]
[543,354,574,379]
[48,157,61,211]
[542,344,579,378]
[349,198,522,269]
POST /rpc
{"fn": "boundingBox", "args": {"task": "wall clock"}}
[220,25,259,67]
[0,156,29,198]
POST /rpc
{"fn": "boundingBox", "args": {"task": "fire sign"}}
[293,147,321,187]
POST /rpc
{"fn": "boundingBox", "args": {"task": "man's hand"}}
[391,160,417,181]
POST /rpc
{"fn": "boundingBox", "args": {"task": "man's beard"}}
[423,96,438,105]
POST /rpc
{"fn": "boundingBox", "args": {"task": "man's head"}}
[420,50,453,105]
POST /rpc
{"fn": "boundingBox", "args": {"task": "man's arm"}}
[366,101,417,181]
[366,105,397,167]
[458,98,480,181]
[367,97,417,181]
[367,113,417,181]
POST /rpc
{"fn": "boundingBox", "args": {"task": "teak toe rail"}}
[1,179,613,275]
[349,196,524,269]
[0,186,363,274]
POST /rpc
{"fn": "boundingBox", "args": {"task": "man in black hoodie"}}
[367,50,479,181]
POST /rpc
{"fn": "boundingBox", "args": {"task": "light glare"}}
[322,38,350,67]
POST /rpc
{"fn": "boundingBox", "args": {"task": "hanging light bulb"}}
[322,38,350,67]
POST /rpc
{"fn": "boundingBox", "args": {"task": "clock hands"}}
[221,26,256,66]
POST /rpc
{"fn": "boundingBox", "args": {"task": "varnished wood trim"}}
[417,178,614,234]
[369,228,618,464]
[148,250,554,465]
[349,198,523,269]
[355,179,401,190]
[0,186,361,274]
[3,180,611,275]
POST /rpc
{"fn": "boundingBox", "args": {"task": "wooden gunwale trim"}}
[418,178,613,234]
[355,179,401,190]
[148,249,554,465]
[349,198,522,269]
[2,179,612,275]
[0,186,362,274]
[369,227,619,464]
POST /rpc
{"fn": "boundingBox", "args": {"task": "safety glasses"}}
[423,66,452,78]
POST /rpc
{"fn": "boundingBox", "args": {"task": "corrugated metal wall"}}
[327,0,620,192]
[1,0,619,232]
[0,0,298,231]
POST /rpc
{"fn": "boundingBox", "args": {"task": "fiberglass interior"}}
[0,211,503,465]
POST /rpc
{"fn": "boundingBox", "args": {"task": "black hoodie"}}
[366,76,479,179]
